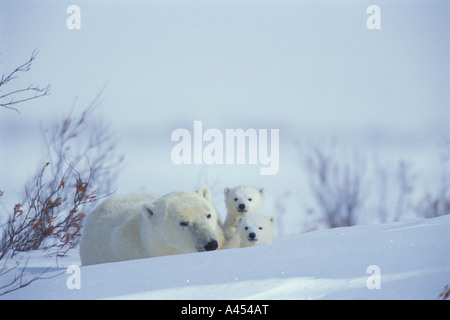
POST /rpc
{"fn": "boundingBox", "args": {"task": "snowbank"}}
[2,215,450,300]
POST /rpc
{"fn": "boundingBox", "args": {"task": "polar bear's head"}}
[224,185,264,216]
[140,185,219,255]
[236,214,275,247]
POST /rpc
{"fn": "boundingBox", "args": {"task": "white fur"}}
[225,214,275,249]
[223,185,264,240]
[79,186,225,265]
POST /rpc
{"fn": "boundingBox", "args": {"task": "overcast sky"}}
[1,1,449,223]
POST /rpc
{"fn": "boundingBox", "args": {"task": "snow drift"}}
[2,215,450,300]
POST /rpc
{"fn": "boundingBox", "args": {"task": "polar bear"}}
[223,185,264,240]
[79,186,225,266]
[224,214,275,249]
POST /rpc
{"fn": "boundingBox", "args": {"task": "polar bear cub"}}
[223,185,264,240]
[225,214,275,249]
[79,186,224,266]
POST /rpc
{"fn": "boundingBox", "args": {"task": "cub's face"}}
[237,215,275,247]
[225,186,264,215]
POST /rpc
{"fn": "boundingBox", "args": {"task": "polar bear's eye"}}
[180,221,189,227]
[259,227,263,230]
[245,226,248,230]
[206,213,212,219]
[248,198,252,201]
[234,198,238,201]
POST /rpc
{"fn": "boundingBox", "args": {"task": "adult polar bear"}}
[80,186,225,266]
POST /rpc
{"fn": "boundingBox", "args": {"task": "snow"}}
[2,214,449,300]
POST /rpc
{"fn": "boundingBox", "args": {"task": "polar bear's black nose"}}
[204,240,218,251]
[238,203,246,210]
[249,232,256,239]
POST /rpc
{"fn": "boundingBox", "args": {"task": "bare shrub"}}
[393,161,417,222]
[0,92,124,295]
[303,144,367,228]
[1,93,123,258]
[0,49,51,113]
[300,137,450,231]
[416,137,450,218]
[0,49,123,295]
[0,255,56,297]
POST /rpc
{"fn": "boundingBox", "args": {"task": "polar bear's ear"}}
[259,188,265,198]
[141,203,155,221]
[224,187,230,195]
[197,185,211,202]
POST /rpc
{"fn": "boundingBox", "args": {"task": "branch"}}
[0,256,58,296]
[0,49,51,113]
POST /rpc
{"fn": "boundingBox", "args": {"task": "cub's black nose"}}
[238,203,246,210]
[204,240,218,251]
[249,232,256,239]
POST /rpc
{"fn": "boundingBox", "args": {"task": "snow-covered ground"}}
[2,214,449,300]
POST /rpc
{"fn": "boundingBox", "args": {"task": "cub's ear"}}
[224,187,230,195]
[259,188,265,198]
[197,185,211,202]
[141,203,155,221]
